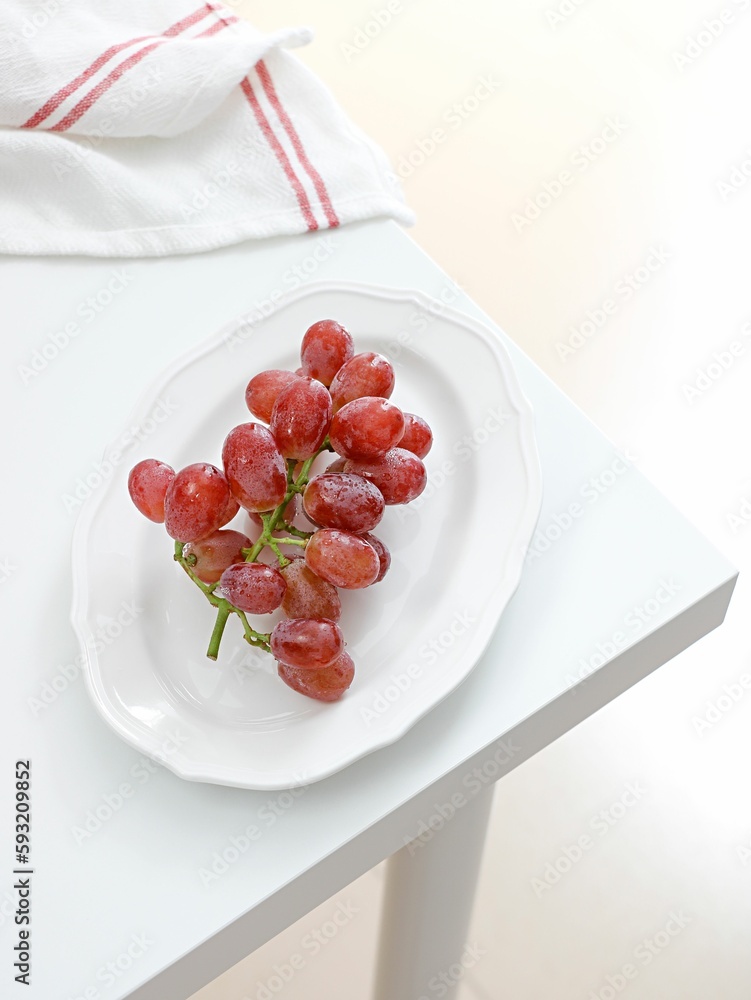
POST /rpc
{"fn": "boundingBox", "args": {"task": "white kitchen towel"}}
[0,0,413,256]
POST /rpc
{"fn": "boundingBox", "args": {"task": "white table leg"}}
[373,783,495,1000]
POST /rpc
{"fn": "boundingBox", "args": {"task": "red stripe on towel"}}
[48,15,235,132]
[240,76,319,232]
[50,42,163,132]
[163,3,214,37]
[21,3,213,129]
[194,16,238,39]
[256,59,340,229]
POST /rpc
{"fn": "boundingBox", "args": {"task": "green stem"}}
[236,610,271,649]
[279,521,314,540]
[268,538,291,568]
[245,513,272,564]
[243,442,328,566]
[174,541,271,658]
[207,604,231,660]
[172,439,331,660]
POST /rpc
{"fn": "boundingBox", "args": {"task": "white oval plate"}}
[71,282,542,789]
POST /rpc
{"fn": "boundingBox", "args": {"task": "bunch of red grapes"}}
[127,320,433,703]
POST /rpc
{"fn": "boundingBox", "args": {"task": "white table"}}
[1,220,736,999]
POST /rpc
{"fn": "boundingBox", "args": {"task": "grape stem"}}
[207,604,231,659]
[278,521,314,540]
[173,542,271,658]
[172,440,331,661]
[242,450,323,564]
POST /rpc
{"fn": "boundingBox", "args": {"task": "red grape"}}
[222,423,287,512]
[345,448,427,505]
[329,397,405,461]
[281,560,341,621]
[305,529,379,589]
[270,376,332,460]
[128,459,174,523]
[300,320,354,386]
[183,529,251,583]
[303,473,384,534]
[245,369,299,423]
[164,463,233,542]
[329,352,395,411]
[363,533,391,583]
[278,651,354,702]
[219,562,286,614]
[400,413,433,459]
[270,618,344,669]
[218,494,240,527]
[132,319,436,692]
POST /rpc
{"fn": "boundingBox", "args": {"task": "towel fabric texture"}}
[0,0,413,255]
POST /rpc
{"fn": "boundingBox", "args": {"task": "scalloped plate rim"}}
[70,280,543,789]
